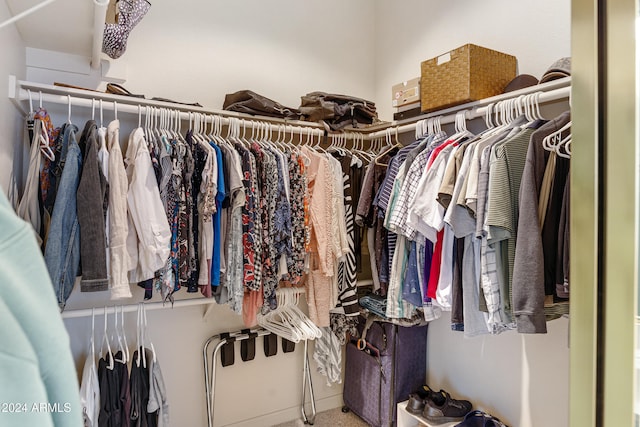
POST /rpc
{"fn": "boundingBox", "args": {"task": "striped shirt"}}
[486,128,535,308]
[388,143,435,239]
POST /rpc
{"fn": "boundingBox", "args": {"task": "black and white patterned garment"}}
[283,151,307,284]
[329,313,359,346]
[331,153,359,317]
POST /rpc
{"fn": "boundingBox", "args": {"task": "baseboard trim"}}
[224,393,344,427]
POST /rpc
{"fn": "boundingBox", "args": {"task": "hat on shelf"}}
[540,57,571,83]
[503,74,539,93]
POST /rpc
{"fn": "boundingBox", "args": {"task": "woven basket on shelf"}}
[420,44,517,113]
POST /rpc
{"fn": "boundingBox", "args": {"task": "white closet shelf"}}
[60,297,218,319]
[354,76,571,139]
[8,75,326,134]
[9,76,570,141]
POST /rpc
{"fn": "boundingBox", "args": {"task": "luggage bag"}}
[342,316,428,427]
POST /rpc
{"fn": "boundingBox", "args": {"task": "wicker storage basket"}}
[420,44,517,112]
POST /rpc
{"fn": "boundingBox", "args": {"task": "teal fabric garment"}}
[0,188,82,427]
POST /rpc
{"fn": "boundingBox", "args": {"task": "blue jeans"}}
[44,123,82,309]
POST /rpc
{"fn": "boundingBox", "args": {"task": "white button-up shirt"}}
[124,127,171,283]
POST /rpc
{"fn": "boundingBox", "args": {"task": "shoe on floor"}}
[422,389,472,425]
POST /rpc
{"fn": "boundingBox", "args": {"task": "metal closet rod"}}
[357,77,572,140]
[10,77,326,134]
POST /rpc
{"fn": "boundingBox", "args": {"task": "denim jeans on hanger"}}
[44,123,83,310]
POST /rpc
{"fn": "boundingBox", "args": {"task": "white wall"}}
[373,0,572,121]
[0,0,26,200]
[24,0,377,115]
[427,314,570,427]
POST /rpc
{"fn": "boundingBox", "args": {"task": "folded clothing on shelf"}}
[223,90,301,120]
[299,91,379,130]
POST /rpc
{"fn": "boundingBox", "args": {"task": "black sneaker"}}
[406,385,438,415]
[415,384,438,400]
[406,393,426,415]
[422,390,472,425]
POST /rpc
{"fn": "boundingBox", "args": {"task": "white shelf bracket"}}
[8,75,27,116]
[91,0,110,69]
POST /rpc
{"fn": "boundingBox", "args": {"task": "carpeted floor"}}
[272,407,369,427]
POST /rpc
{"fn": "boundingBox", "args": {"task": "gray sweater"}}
[512,112,571,333]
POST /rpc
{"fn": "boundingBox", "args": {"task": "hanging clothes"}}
[329,151,359,317]
[301,146,336,328]
[350,108,571,335]
[124,127,171,284]
[129,348,152,427]
[219,143,245,312]
[147,357,169,427]
[80,351,100,427]
[106,120,133,300]
[77,120,110,292]
[16,116,44,245]
[512,111,571,333]
[43,122,82,309]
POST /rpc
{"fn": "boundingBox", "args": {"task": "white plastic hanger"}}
[27,89,34,117]
[90,307,96,363]
[554,120,572,158]
[258,291,302,342]
[135,303,156,368]
[142,303,157,364]
[559,138,572,158]
[35,112,55,161]
[119,306,130,364]
[136,303,143,367]
[286,288,322,339]
[144,106,151,141]
[286,124,295,148]
[99,306,114,370]
[100,99,104,128]
[448,110,473,143]
[112,305,126,363]
[415,119,424,140]
[543,121,571,152]
[374,128,401,166]
[67,95,72,124]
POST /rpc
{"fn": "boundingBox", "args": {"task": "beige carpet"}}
[272,407,369,427]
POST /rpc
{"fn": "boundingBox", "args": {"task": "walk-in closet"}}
[1,1,638,426]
